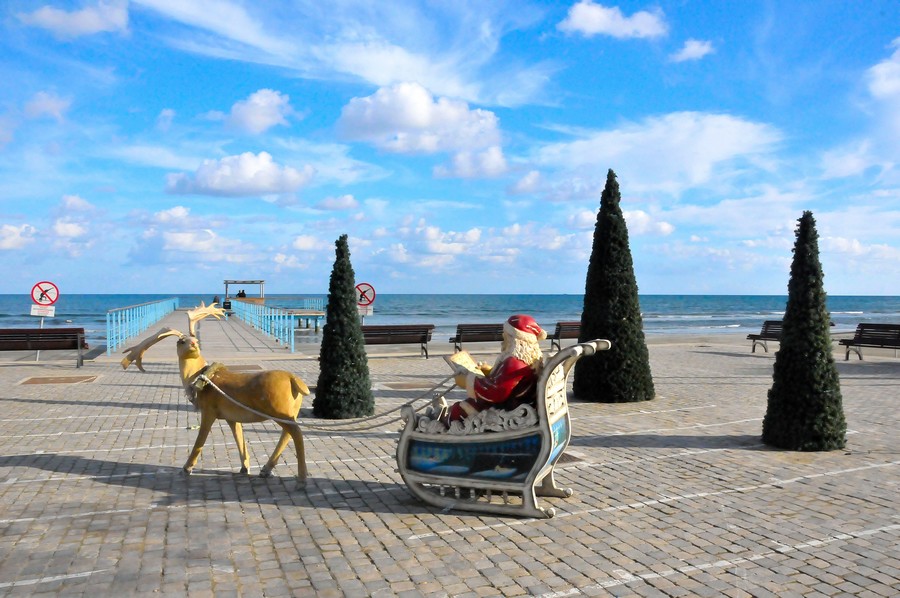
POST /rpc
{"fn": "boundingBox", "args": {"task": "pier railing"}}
[106,298,180,354]
[231,300,297,352]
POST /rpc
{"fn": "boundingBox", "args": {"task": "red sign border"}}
[355,282,376,306]
[31,281,60,306]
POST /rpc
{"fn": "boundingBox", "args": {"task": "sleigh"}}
[397,339,611,518]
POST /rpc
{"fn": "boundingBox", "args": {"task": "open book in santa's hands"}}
[444,351,483,377]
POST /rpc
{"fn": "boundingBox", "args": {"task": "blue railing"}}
[106,298,179,354]
[231,300,297,352]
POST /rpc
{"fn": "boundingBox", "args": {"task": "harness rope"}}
[193,373,457,431]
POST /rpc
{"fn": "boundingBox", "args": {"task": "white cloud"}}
[25,91,71,122]
[558,1,667,39]
[434,146,507,179]
[156,109,175,131]
[567,209,597,230]
[339,82,501,153]
[292,235,326,251]
[823,236,900,261]
[61,195,94,211]
[18,0,128,39]
[162,229,242,257]
[509,170,541,195]
[226,89,294,134]
[166,152,314,197]
[135,0,296,60]
[669,39,714,63]
[274,138,390,186]
[820,141,879,179]
[53,220,87,238]
[0,224,36,250]
[420,225,482,255]
[866,38,900,100]
[536,111,782,196]
[865,37,900,143]
[623,210,674,235]
[153,206,191,223]
[134,1,550,106]
[316,194,359,210]
[273,253,308,269]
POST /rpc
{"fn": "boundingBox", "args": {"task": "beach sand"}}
[0,319,897,595]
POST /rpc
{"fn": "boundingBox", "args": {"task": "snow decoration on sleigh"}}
[397,339,611,519]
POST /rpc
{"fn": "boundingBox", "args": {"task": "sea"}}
[3,294,900,350]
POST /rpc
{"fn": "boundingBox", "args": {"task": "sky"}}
[2,1,900,297]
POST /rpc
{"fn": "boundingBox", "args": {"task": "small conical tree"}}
[313,234,374,418]
[762,211,846,450]
[573,169,654,403]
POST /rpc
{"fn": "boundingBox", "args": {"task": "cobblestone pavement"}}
[0,314,897,596]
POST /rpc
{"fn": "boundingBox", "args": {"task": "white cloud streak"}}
[24,92,71,122]
[18,0,128,39]
[536,111,782,196]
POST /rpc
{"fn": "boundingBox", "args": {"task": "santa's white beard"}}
[496,337,544,369]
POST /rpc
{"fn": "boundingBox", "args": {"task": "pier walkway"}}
[0,319,898,596]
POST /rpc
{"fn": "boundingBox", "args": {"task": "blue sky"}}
[2,1,899,296]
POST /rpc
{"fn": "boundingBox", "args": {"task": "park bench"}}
[747,320,783,353]
[397,338,612,518]
[838,323,900,360]
[0,327,88,367]
[361,324,435,358]
[449,323,505,351]
[550,321,581,351]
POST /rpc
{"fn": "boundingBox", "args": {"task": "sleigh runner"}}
[397,339,611,518]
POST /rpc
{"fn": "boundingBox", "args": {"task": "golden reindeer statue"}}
[120,303,311,487]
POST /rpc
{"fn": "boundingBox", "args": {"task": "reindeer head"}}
[174,333,202,360]
[121,302,224,372]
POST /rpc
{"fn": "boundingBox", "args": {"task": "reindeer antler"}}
[121,327,186,372]
[187,302,226,337]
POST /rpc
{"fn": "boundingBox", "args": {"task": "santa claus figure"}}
[445,314,547,423]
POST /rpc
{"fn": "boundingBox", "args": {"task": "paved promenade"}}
[0,312,898,596]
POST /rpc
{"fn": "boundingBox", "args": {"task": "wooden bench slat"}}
[449,324,505,351]
[361,324,434,358]
[550,321,580,351]
[747,320,783,353]
[838,323,900,360]
[0,328,87,367]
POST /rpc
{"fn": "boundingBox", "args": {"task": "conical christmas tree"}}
[573,169,654,403]
[313,234,374,418]
[762,211,846,450]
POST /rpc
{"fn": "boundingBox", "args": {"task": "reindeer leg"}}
[259,429,291,478]
[286,423,307,489]
[227,420,250,474]
[183,409,216,475]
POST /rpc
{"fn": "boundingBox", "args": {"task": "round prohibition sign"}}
[355,282,376,306]
[32,281,60,305]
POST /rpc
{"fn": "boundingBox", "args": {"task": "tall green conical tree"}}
[762,211,846,450]
[573,169,654,403]
[313,234,374,419]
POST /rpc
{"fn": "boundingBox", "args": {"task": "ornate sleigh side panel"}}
[396,339,612,518]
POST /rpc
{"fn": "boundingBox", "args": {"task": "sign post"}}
[31,281,59,361]
[355,282,376,323]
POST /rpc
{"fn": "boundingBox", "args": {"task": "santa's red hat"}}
[504,314,547,342]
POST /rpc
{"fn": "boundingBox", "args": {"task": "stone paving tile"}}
[0,317,898,596]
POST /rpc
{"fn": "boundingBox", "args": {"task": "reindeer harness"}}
[186,362,227,407]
